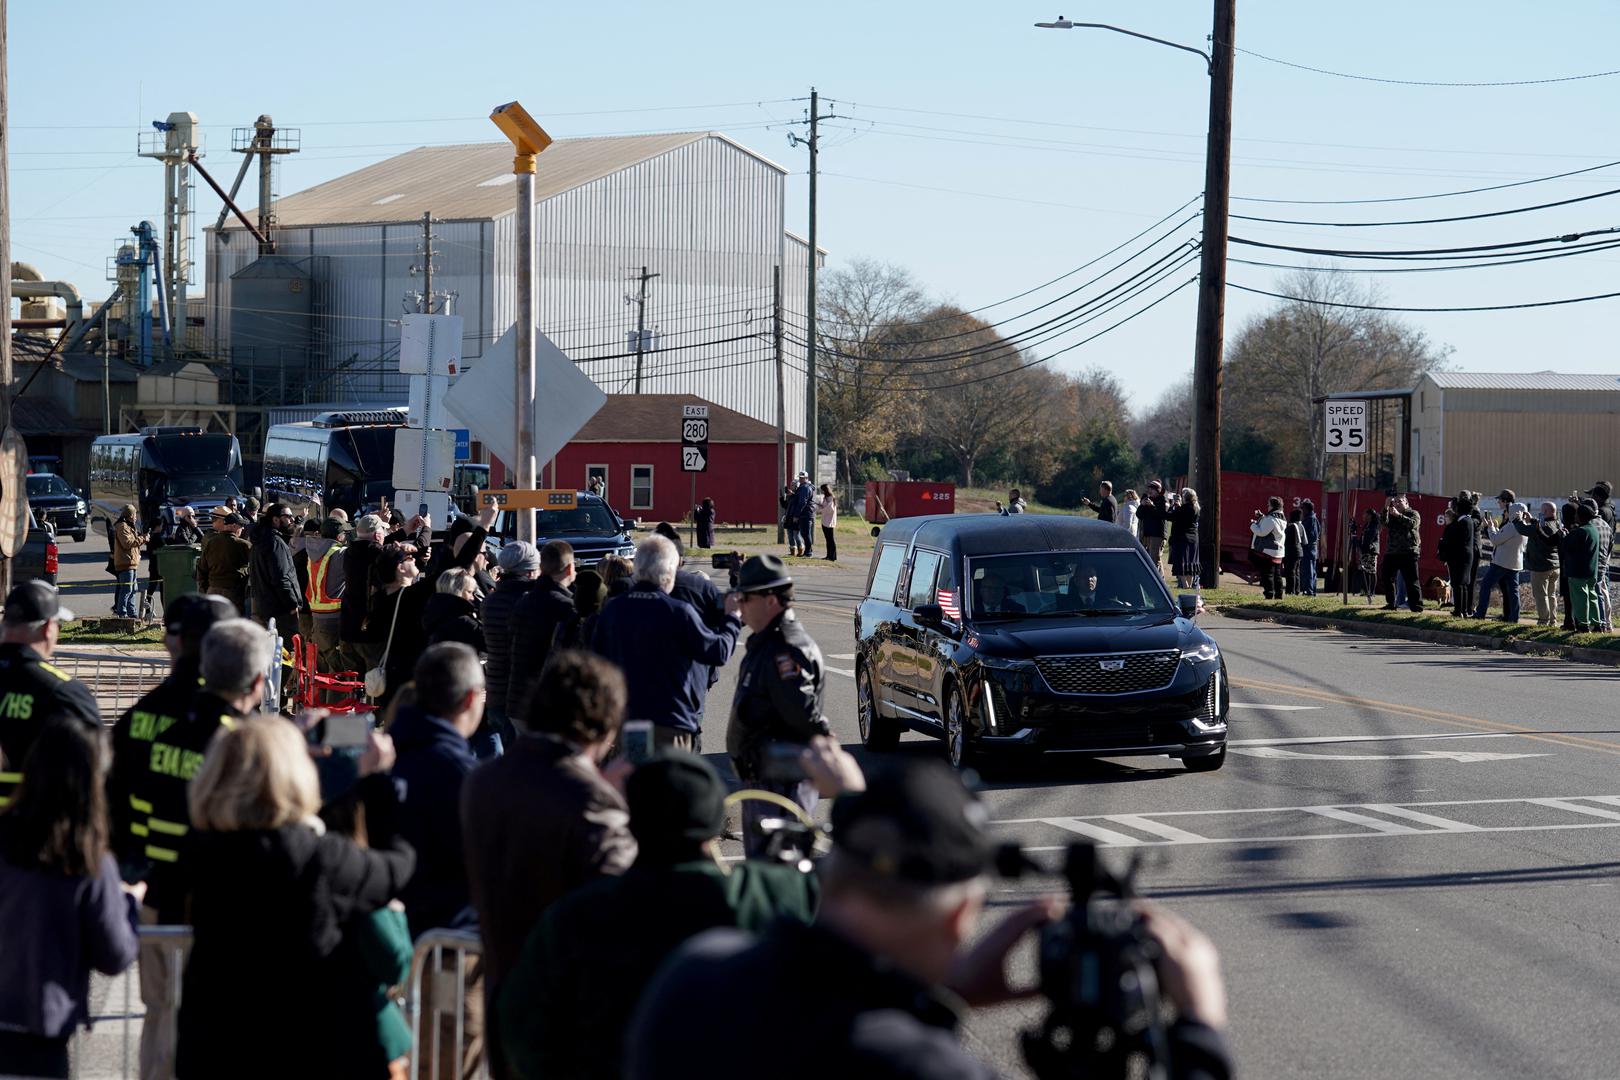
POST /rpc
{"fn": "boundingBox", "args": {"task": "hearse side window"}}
[867,543,906,602]
[906,550,943,610]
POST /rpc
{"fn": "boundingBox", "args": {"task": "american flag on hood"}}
[936,588,961,621]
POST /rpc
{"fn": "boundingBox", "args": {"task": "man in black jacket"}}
[627,759,1234,1080]
[247,504,302,703]
[1439,500,1479,618]
[482,541,538,750]
[339,514,388,677]
[655,522,731,688]
[505,540,577,724]
[1137,480,1170,570]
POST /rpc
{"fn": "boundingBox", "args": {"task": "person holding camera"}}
[1248,497,1287,600]
[1472,496,1533,622]
[725,554,830,856]
[627,759,1234,1080]
[1380,494,1424,612]
[1439,498,1480,618]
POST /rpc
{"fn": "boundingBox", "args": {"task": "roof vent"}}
[477,174,517,188]
[372,193,405,205]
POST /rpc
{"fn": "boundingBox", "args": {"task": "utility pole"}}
[1191,0,1235,589]
[414,211,439,314]
[774,265,786,546]
[789,88,838,480]
[102,311,111,434]
[628,265,660,393]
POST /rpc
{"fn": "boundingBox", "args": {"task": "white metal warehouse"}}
[205,132,818,467]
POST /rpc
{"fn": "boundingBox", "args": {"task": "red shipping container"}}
[865,481,957,522]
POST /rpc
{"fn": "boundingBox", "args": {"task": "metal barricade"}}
[407,929,489,1080]
[68,925,191,1080]
[52,649,170,720]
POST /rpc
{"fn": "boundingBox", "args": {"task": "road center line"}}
[1227,733,1516,747]
[1227,703,1320,711]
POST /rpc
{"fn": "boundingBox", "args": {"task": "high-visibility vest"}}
[308,545,344,613]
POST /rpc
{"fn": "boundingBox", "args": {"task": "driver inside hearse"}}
[975,571,1025,614]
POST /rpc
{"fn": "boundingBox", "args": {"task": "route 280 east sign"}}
[1324,400,1367,454]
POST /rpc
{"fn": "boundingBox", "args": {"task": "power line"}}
[1230,281,1620,313]
[1230,237,1620,274]
[1231,186,1620,228]
[1229,227,1620,259]
[1231,158,1620,206]
[1230,45,1620,88]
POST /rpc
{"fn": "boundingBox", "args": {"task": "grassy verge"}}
[1206,591,1620,652]
[60,621,165,646]
[957,487,1087,516]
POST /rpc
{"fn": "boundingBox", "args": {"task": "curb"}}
[1217,606,1620,668]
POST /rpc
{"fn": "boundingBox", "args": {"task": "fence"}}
[52,650,170,719]
[69,926,487,1080]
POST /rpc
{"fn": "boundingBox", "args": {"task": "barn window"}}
[631,465,654,510]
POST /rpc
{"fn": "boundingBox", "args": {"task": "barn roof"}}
[1424,371,1620,392]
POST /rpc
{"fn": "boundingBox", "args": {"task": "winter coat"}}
[1283,521,1304,559]
[166,519,206,546]
[1561,522,1602,581]
[1383,506,1421,556]
[672,568,730,690]
[1249,512,1286,560]
[1119,498,1140,537]
[369,581,431,693]
[112,519,143,571]
[1136,494,1169,539]
[422,592,485,655]
[505,576,576,723]
[387,705,477,937]
[1525,519,1563,573]
[1355,519,1381,557]
[1439,516,1478,567]
[194,531,251,611]
[787,481,815,522]
[1168,502,1199,544]
[175,776,415,1080]
[0,836,138,1039]
[501,859,818,1080]
[340,538,386,643]
[1484,511,1533,571]
[460,734,636,1029]
[480,576,534,716]
[694,505,716,549]
[591,583,742,735]
[247,521,303,623]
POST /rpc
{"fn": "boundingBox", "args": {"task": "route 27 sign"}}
[681,404,709,472]
[1324,400,1367,455]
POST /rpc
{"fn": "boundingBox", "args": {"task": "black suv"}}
[25,473,87,542]
[491,491,636,566]
[853,514,1228,771]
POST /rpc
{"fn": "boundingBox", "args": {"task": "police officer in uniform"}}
[128,616,273,1080]
[108,593,236,870]
[0,581,98,809]
[725,554,830,856]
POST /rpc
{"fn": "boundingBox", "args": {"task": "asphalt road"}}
[62,550,1620,1079]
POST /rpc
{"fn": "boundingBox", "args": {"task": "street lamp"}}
[1038,7,1235,590]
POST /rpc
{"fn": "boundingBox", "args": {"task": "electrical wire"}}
[1230,45,1620,88]
[1229,236,1620,274]
[1231,158,1620,206]
[1229,228,1620,259]
[1231,186,1620,228]
[1230,281,1620,313]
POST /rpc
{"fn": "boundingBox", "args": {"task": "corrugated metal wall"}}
[209,136,809,436]
[1441,407,1620,497]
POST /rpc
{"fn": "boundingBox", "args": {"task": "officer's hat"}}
[737,554,792,593]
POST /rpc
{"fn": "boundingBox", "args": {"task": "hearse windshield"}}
[969,549,1170,619]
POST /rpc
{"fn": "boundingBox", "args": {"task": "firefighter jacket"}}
[725,609,829,780]
[0,643,100,808]
[108,657,202,869]
[132,689,244,922]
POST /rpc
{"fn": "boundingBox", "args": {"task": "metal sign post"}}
[681,405,709,549]
[1325,400,1368,603]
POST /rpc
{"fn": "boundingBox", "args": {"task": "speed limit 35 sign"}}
[1324,400,1367,454]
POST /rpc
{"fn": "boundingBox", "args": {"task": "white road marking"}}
[1229,746,1547,763]
[1104,814,1209,844]
[1299,805,1421,834]
[1227,703,1321,711]
[826,652,857,660]
[1364,804,1483,832]
[992,792,1620,827]
[1227,733,1516,747]
[826,666,855,678]
[1044,818,1150,846]
[1529,798,1620,821]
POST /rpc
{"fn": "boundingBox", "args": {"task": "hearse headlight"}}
[1180,640,1219,663]
[978,655,1036,672]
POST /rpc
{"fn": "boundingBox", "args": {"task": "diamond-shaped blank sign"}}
[399,314,463,376]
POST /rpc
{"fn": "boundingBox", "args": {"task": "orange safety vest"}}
[307,545,344,613]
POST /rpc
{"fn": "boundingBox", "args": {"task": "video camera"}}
[998,841,1174,1080]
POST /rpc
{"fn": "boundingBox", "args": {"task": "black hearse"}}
[853,513,1229,771]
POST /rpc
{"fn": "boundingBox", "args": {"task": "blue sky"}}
[12,1,1620,410]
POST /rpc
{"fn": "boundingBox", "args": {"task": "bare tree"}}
[815,258,929,484]
[1225,268,1452,479]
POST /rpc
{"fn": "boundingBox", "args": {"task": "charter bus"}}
[261,409,409,518]
[89,428,244,535]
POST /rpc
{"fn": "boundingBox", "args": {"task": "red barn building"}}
[539,394,801,526]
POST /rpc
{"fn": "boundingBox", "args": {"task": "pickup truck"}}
[11,508,59,585]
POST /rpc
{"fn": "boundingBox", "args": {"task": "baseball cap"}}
[830,759,992,885]
[737,554,792,593]
[223,512,249,527]
[3,581,75,625]
[356,514,385,536]
[163,592,235,645]
[625,751,726,850]
[1496,488,1516,504]
[1589,481,1612,499]
[498,540,540,575]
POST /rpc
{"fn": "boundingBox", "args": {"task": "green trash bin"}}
[153,544,203,614]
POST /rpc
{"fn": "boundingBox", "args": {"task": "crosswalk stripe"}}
[1299,806,1421,834]
[1363,804,1482,832]
[1043,818,1148,846]
[1529,798,1620,821]
[1104,814,1208,844]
